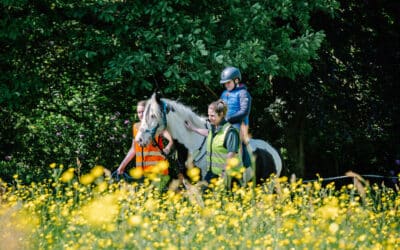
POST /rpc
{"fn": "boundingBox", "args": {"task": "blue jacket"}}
[220,84,252,130]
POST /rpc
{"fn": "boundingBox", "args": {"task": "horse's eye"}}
[151,114,156,119]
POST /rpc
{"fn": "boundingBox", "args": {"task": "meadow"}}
[1,163,399,250]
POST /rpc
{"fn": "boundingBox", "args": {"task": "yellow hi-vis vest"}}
[206,123,241,176]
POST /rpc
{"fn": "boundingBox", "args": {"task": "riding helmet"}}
[219,66,241,84]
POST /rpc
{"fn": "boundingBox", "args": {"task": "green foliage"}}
[0,0,336,181]
[1,82,133,182]
[268,0,400,177]
[5,0,396,181]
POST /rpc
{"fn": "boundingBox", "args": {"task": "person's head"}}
[220,66,241,91]
[137,100,147,121]
[208,100,227,126]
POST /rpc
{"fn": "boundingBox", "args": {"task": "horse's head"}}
[135,93,167,147]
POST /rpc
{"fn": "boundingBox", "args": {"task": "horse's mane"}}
[161,98,206,128]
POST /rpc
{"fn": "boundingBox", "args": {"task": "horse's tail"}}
[248,138,282,176]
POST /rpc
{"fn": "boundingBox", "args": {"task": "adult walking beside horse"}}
[116,100,174,187]
[185,100,247,186]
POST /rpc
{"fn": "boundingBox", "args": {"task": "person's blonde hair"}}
[137,100,147,108]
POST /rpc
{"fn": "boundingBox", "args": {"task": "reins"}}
[193,123,208,164]
[141,146,144,168]
[148,100,171,160]
[151,136,168,158]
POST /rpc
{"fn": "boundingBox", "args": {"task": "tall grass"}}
[1,163,399,249]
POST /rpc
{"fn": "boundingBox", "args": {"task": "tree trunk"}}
[285,104,306,177]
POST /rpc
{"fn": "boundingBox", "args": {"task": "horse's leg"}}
[175,140,188,178]
[254,148,276,184]
[249,138,282,179]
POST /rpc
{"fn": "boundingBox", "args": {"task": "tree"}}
[1,0,340,182]
[271,0,399,178]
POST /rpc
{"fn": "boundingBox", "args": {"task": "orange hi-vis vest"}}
[133,123,168,175]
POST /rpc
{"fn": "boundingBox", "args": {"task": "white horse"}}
[135,93,282,183]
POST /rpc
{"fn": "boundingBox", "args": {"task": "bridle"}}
[141,100,171,158]
[143,100,169,139]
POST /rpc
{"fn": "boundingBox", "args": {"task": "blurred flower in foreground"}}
[60,168,74,183]
[0,206,39,250]
[157,160,169,173]
[81,194,119,228]
[80,173,95,185]
[329,223,339,234]
[128,215,142,227]
[227,158,239,168]
[187,167,200,182]
[130,167,143,179]
[91,165,104,178]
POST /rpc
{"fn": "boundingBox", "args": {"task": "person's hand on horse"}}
[184,120,194,131]
[185,119,208,137]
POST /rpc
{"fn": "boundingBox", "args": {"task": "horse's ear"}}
[154,91,162,105]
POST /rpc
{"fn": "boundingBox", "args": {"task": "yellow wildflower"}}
[278,176,288,183]
[60,168,75,183]
[157,160,169,172]
[128,215,142,227]
[130,167,143,179]
[358,234,367,242]
[80,173,95,185]
[227,157,239,167]
[80,194,119,227]
[329,223,339,234]
[314,181,321,191]
[91,165,104,178]
[96,181,108,192]
[187,167,200,181]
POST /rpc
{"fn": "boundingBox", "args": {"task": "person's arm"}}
[184,120,208,137]
[117,139,136,174]
[224,127,240,155]
[161,129,174,154]
[227,90,251,124]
